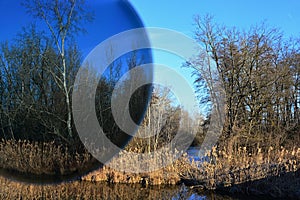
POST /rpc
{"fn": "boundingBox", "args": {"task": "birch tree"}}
[23,0,93,138]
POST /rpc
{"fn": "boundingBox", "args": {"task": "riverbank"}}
[0,175,239,200]
[0,139,96,177]
[81,145,300,199]
[82,145,300,185]
[0,168,298,199]
[216,169,300,199]
[0,139,299,198]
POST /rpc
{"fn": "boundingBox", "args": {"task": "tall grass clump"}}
[0,139,95,176]
[182,145,300,190]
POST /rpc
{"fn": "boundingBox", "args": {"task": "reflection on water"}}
[0,147,242,199]
[0,176,238,200]
[187,147,210,164]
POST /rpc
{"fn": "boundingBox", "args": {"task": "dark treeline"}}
[0,0,150,149]
[0,0,92,145]
[0,25,80,143]
[189,15,300,150]
[0,1,299,155]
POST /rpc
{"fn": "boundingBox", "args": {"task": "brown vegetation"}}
[0,177,180,200]
[0,0,299,197]
[81,144,300,192]
[0,175,237,200]
[0,138,298,198]
[0,139,95,176]
[181,145,300,189]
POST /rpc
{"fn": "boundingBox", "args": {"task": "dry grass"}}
[0,139,94,176]
[83,143,300,195]
[0,139,299,198]
[81,151,187,185]
[0,176,189,200]
[181,145,300,190]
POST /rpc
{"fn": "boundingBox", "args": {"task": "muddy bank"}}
[215,169,300,199]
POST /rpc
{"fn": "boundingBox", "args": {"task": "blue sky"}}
[130,0,300,38]
[130,0,300,115]
[1,1,299,50]
[1,1,299,56]
[129,0,300,85]
[0,0,299,116]
[0,0,146,57]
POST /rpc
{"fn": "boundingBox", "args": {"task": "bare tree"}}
[22,0,93,138]
[125,86,182,153]
[189,14,300,149]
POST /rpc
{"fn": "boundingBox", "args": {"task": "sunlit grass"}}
[0,139,94,176]
[0,138,299,198]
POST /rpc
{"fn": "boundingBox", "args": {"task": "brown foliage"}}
[0,139,94,176]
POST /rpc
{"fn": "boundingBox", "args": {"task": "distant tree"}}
[125,86,185,153]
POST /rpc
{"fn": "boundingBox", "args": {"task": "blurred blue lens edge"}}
[0,0,153,184]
